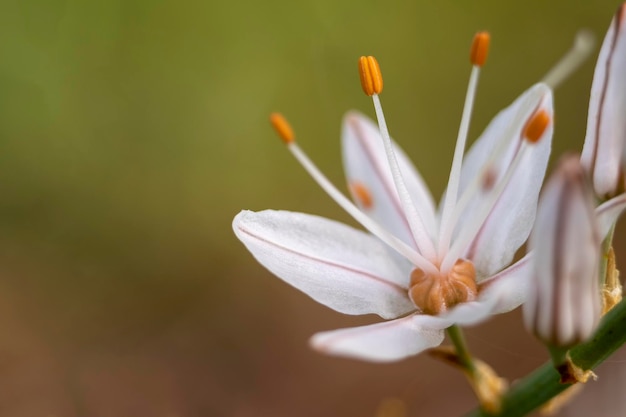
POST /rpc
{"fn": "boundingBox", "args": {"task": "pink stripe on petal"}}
[233,210,415,319]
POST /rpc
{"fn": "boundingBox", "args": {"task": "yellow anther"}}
[269,112,294,144]
[470,32,491,67]
[358,56,384,96]
[523,109,551,143]
[349,181,374,209]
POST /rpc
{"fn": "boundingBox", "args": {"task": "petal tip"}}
[342,110,369,130]
[232,209,253,230]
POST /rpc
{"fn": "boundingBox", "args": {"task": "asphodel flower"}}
[234,34,555,362]
[523,155,601,347]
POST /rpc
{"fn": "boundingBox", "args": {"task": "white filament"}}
[438,65,481,259]
[441,97,532,249]
[287,142,439,275]
[371,94,438,260]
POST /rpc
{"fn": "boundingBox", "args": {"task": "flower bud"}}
[581,4,626,198]
[523,155,601,347]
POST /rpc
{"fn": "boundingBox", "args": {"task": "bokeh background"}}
[0,0,625,416]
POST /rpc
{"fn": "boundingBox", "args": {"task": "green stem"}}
[547,344,568,369]
[598,224,615,287]
[463,297,626,417]
[447,325,476,372]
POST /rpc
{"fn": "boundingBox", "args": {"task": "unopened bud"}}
[580,3,626,198]
[523,154,602,347]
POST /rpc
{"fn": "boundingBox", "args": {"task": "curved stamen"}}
[438,32,490,259]
[270,113,439,274]
[289,143,438,274]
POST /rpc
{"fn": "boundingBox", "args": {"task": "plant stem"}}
[547,345,568,369]
[463,297,626,417]
[447,325,476,372]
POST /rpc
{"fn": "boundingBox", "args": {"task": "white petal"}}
[437,299,498,327]
[455,84,553,277]
[310,314,446,362]
[477,254,532,316]
[581,5,626,197]
[342,111,437,252]
[233,210,415,319]
[430,256,530,327]
[596,192,626,239]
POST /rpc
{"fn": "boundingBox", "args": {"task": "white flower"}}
[233,42,555,362]
[523,155,601,346]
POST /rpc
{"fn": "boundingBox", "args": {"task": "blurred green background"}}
[0,0,624,416]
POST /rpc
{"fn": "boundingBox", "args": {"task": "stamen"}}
[437,32,489,259]
[349,181,374,209]
[358,56,384,96]
[441,108,552,272]
[542,30,596,90]
[270,113,438,275]
[470,31,491,67]
[270,112,295,144]
[523,109,551,143]
[365,57,438,259]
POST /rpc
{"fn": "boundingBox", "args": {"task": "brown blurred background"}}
[0,0,624,416]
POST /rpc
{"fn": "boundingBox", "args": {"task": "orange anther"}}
[470,32,490,67]
[523,109,551,143]
[358,56,383,96]
[270,113,294,144]
[349,181,374,209]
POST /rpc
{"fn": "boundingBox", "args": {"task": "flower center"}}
[408,259,477,315]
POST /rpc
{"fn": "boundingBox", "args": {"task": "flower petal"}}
[455,84,553,277]
[596,192,626,239]
[478,254,532,316]
[429,256,531,327]
[342,111,437,252]
[310,314,446,362]
[233,210,415,319]
[581,5,626,197]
